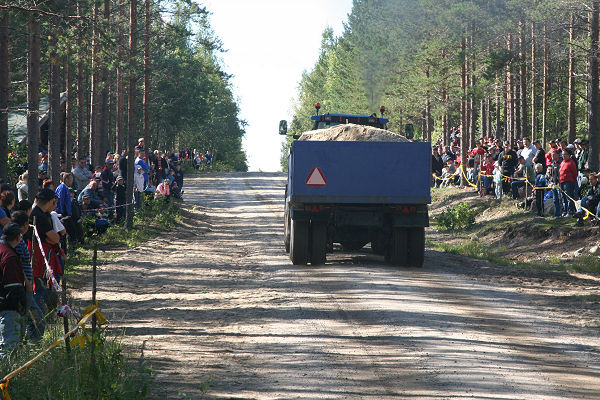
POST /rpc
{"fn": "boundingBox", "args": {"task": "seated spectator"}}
[77,180,102,209]
[155,178,171,200]
[575,171,600,226]
[511,155,535,199]
[441,159,458,187]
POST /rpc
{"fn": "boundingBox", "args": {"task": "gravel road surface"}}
[73,172,600,399]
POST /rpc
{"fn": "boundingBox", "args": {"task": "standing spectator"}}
[532,140,546,174]
[100,159,116,209]
[174,164,184,193]
[113,176,126,223]
[204,150,213,167]
[11,211,44,339]
[29,189,60,312]
[534,164,547,217]
[432,147,444,187]
[135,150,150,186]
[520,137,536,164]
[118,150,128,181]
[493,162,503,200]
[134,166,145,209]
[0,223,27,356]
[559,150,578,216]
[549,151,562,218]
[480,154,495,196]
[498,141,518,194]
[72,158,93,192]
[16,172,28,201]
[55,172,73,218]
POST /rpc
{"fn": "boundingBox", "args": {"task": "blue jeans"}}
[25,291,45,340]
[0,310,22,356]
[561,181,577,215]
[511,180,525,199]
[553,188,562,217]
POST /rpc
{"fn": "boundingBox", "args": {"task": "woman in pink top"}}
[155,178,171,200]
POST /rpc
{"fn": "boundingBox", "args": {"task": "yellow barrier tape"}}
[0,305,104,399]
[434,168,599,221]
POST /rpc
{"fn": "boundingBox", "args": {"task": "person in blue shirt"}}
[55,172,73,217]
[135,150,150,186]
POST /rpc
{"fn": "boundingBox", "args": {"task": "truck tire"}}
[290,220,309,265]
[310,222,327,265]
[389,228,408,266]
[284,214,291,253]
[340,240,368,251]
[290,220,308,265]
[407,227,425,268]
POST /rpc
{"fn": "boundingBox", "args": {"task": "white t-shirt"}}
[50,211,65,233]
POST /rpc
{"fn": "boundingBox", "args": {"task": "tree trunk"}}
[0,12,9,181]
[48,33,62,184]
[116,5,125,154]
[76,3,85,159]
[496,75,502,141]
[568,15,576,143]
[65,56,73,165]
[506,34,513,143]
[589,1,600,171]
[480,99,486,139]
[470,57,477,146]
[98,0,110,164]
[27,17,40,198]
[460,35,468,186]
[126,0,138,229]
[519,20,528,139]
[143,0,150,150]
[542,24,549,148]
[89,1,99,168]
[531,22,536,141]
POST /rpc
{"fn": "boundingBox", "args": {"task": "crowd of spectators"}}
[0,139,202,356]
[432,129,598,226]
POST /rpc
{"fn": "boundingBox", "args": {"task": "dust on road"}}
[73,172,600,399]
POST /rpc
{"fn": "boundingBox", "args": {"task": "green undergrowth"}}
[0,324,152,399]
[3,199,185,398]
[67,198,182,273]
[430,187,600,274]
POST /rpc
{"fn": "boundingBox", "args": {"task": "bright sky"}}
[202,0,354,172]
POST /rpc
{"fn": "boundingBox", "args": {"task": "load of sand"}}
[297,123,408,142]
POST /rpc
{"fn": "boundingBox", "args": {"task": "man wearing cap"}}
[497,141,518,194]
[72,158,93,192]
[0,223,28,356]
[559,150,578,216]
[100,159,116,209]
[77,180,101,209]
[29,189,60,311]
[575,172,600,226]
[432,147,444,187]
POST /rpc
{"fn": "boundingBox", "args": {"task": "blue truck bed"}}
[287,141,431,205]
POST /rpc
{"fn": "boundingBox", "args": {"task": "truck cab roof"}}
[310,113,389,130]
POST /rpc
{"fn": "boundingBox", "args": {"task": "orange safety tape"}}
[0,306,101,399]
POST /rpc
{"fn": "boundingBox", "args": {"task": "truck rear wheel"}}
[310,222,327,265]
[290,220,309,265]
[389,228,408,266]
[407,227,425,268]
[284,214,291,253]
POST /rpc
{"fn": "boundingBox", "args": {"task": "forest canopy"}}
[284,0,600,172]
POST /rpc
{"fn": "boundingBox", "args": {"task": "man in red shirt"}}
[559,150,578,216]
[0,223,27,355]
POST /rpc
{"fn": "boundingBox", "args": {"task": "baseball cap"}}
[566,144,575,149]
[574,138,582,144]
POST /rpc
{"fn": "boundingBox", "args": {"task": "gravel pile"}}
[298,123,408,142]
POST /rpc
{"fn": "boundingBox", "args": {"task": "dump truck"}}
[279,106,431,267]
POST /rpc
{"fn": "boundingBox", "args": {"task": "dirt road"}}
[73,172,600,399]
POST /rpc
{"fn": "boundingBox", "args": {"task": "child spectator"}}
[134,166,145,209]
[493,162,503,200]
[155,178,171,201]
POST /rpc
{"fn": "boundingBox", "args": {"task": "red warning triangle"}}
[306,167,327,187]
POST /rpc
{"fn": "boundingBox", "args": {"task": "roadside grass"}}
[0,324,152,399]
[0,198,184,398]
[429,187,600,274]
